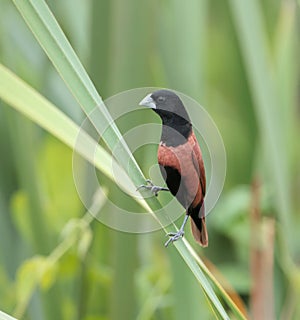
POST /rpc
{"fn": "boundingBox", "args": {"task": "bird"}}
[138,89,208,247]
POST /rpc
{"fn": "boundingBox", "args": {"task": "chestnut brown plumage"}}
[139,90,208,247]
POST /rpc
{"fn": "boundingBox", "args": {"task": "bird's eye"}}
[157,96,165,102]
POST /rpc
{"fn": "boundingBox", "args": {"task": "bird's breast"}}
[158,141,193,174]
[158,137,202,209]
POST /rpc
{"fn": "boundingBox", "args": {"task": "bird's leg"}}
[136,179,169,197]
[164,214,189,247]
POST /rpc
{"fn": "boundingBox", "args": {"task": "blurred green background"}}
[0,0,300,319]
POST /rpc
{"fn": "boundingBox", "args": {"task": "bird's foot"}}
[164,229,185,247]
[136,179,169,197]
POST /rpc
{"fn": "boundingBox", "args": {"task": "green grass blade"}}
[184,240,248,320]
[174,241,229,320]
[273,2,298,172]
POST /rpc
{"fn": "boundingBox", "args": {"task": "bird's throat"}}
[161,123,192,147]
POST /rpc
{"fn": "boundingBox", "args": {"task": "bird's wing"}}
[190,133,206,196]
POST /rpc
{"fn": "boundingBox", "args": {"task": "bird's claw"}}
[164,230,185,247]
[136,179,169,197]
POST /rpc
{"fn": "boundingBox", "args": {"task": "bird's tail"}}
[189,203,208,247]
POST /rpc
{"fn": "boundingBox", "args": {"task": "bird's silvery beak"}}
[139,93,156,109]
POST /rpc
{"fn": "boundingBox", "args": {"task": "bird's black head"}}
[139,90,192,144]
